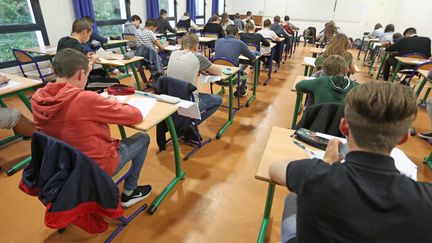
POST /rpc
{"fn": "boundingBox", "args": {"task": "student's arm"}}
[295,79,317,93]
[195,53,222,76]
[261,35,271,47]
[149,32,167,50]
[165,19,177,33]
[240,42,257,61]
[90,94,143,125]
[91,32,108,44]
[385,41,401,52]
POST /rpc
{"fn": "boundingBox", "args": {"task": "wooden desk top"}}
[124,95,179,132]
[302,57,316,67]
[395,56,428,65]
[213,65,240,80]
[292,75,308,92]
[310,47,325,55]
[255,127,309,182]
[24,45,57,56]
[199,36,217,42]
[96,56,144,67]
[418,70,431,79]
[106,39,129,45]
[0,73,43,96]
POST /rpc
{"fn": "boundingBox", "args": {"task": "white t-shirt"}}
[257,28,278,41]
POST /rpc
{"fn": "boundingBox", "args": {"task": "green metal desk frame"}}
[216,72,239,139]
[257,182,276,243]
[246,58,261,107]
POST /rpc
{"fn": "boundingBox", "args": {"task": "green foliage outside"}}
[93,0,121,21]
[159,0,169,13]
[0,0,33,25]
[98,25,123,38]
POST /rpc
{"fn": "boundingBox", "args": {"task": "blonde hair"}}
[245,22,255,32]
[181,32,199,49]
[323,33,351,63]
[322,22,337,43]
[345,82,417,153]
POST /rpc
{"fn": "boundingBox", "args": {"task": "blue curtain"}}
[72,0,98,32]
[211,0,219,15]
[146,0,160,19]
[187,0,197,22]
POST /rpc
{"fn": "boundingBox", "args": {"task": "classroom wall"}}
[395,0,432,38]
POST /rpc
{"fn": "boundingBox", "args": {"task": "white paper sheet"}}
[126,98,156,118]
[199,75,221,84]
[177,100,201,120]
[0,80,21,91]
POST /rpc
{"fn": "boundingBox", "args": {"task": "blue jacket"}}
[215,36,257,65]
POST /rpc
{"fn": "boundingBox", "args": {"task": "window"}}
[93,0,131,37]
[195,0,205,25]
[0,0,49,68]
[158,0,177,27]
[218,0,226,15]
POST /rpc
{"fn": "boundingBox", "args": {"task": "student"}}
[317,20,343,40]
[314,33,356,74]
[203,15,225,38]
[82,16,108,52]
[167,33,222,122]
[393,32,404,44]
[32,49,152,208]
[369,23,384,38]
[296,55,358,104]
[176,12,199,31]
[270,81,432,243]
[382,27,431,81]
[282,16,298,34]
[124,15,142,34]
[57,18,119,89]
[270,16,290,40]
[242,11,255,26]
[319,21,337,47]
[215,25,257,97]
[380,24,395,46]
[240,22,270,54]
[156,9,177,35]
[220,12,234,31]
[0,108,34,137]
[257,19,283,42]
[233,13,245,31]
[135,18,169,51]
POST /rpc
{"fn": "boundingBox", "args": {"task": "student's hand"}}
[87,53,98,64]
[323,139,342,164]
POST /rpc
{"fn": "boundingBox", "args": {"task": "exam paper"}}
[127,98,156,118]
[0,80,21,91]
[199,75,221,84]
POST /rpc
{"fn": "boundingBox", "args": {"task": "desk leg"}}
[118,125,127,140]
[16,91,32,111]
[425,153,432,171]
[257,182,276,243]
[291,92,304,129]
[265,49,275,85]
[303,66,308,76]
[368,47,377,76]
[247,60,259,107]
[391,61,402,82]
[363,41,372,62]
[216,75,234,139]
[421,87,431,104]
[148,116,185,215]
[308,67,314,76]
[416,77,428,98]
[375,52,388,80]
[357,37,365,60]
[130,64,143,90]
[119,45,126,55]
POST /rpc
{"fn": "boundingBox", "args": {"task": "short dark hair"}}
[82,16,94,24]
[263,19,271,27]
[274,15,281,23]
[374,23,382,30]
[345,82,417,154]
[145,18,157,27]
[384,24,394,33]
[160,9,167,15]
[235,13,241,18]
[284,16,290,21]
[131,15,142,23]
[246,11,252,16]
[53,49,89,78]
[226,25,238,36]
[72,18,92,33]
[183,12,190,17]
[403,27,416,36]
[209,15,219,22]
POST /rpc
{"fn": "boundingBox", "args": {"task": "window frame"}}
[165,0,178,26]
[218,0,226,15]
[0,0,50,69]
[195,0,206,25]
[94,0,131,35]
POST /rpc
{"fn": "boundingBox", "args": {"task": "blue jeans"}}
[282,193,297,243]
[114,132,150,191]
[198,93,222,123]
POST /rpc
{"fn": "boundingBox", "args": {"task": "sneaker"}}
[234,86,248,97]
[121,185,152,208]
[418,132,432,140]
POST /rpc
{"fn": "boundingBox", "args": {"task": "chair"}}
[122,33,137,51]
[12,49,56,84]
[155,76,212,160]
[302,27,316,47]
[295,103,345,137]
[19,132,147,243]
[397,53,428,83]
[202,32,219,56]
[211,57,242,112]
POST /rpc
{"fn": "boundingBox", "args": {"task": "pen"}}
[293,140,316,157]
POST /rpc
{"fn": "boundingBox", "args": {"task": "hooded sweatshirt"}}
[31,82,143,175]
[295,75,358,105]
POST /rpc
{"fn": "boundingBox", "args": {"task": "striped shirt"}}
[135,28,157,50]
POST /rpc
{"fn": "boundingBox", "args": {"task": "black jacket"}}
[203,22,225,38]
[295,103,345,137]
[156,17,177,34]
[240,32,270,50]
[154,76,196,150]
[386,35,431,58]
[19,132,123,234]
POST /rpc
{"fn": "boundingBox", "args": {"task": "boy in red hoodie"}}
[32,48,151,208]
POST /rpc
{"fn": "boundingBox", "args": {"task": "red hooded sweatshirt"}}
[32,83,143,175]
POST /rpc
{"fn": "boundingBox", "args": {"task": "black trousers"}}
[382,55,398,81]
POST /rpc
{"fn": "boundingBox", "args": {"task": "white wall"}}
[395,0,432,38]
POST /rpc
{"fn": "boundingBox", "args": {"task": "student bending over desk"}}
[296,55,358,105]
[31,49,152,208]
[270,81,432,243]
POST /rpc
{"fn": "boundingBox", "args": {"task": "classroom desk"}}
[24,45,57,62]
[255,127,309,243]
[262,42,278,85]
[239,53,263,107]
[362,38,379,63]
[0,73,43,175]
[302,57,316,76]
[212,65,240,139]
[356,35,368,60]
[199,36,218,58]
[391,56,428,82]
[97,56,146,90]
[310,47,325,58]
[291,75,308,129]
[368,42,383,76]
[163,44,182,52]
[102,40,129,55]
